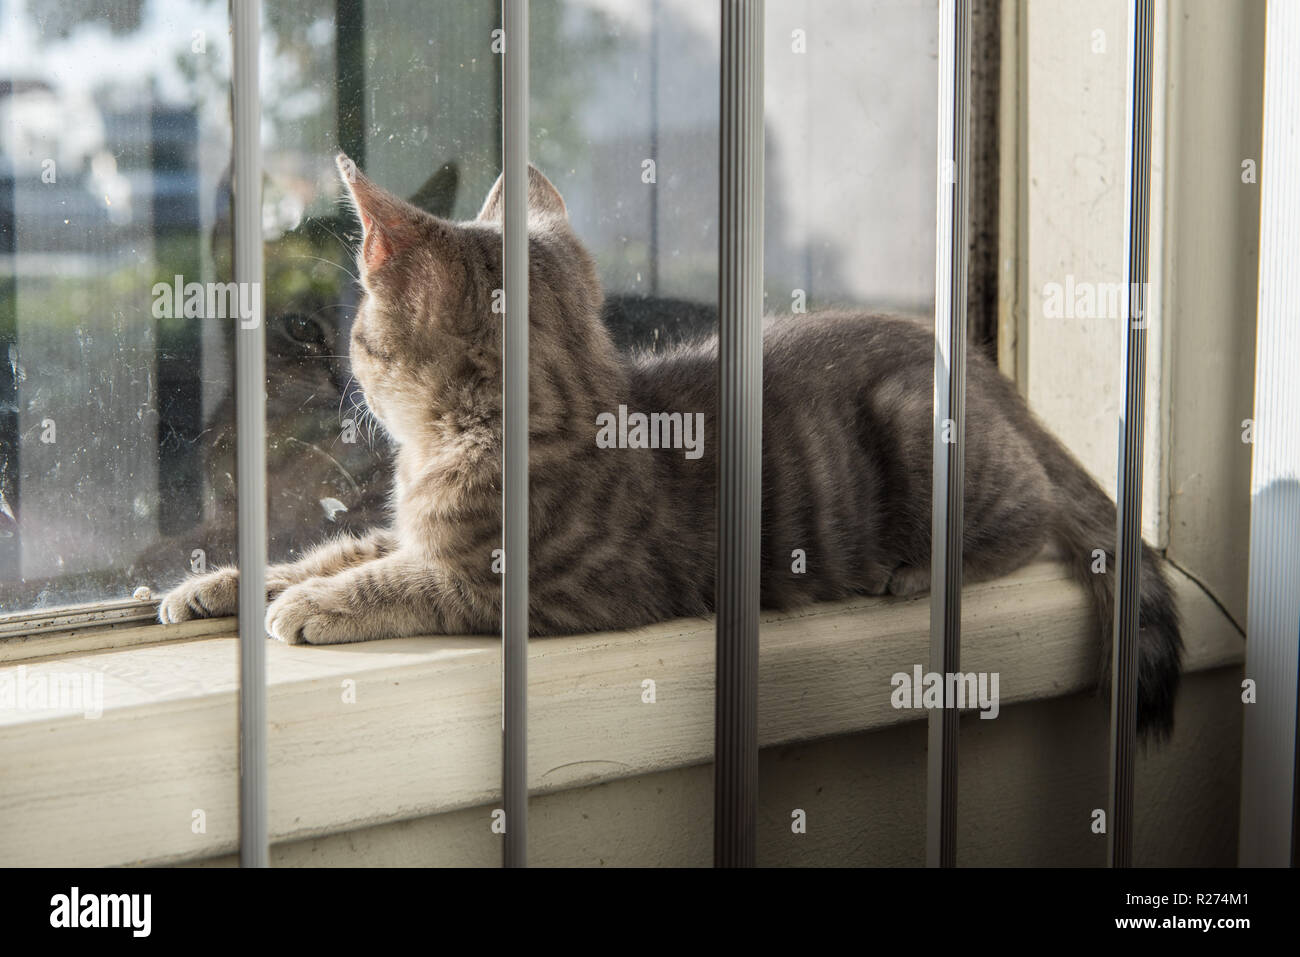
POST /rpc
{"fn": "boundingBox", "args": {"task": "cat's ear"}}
[336,153,424,271]
[476,165,568,224]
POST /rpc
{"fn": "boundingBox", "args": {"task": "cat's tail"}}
[1025,415,1183,738]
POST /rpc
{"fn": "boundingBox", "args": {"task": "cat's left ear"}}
[476,165,568,225]
[336,153,425,271]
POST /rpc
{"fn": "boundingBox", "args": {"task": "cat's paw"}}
[159,568,241,623]
[158,569,293,624]
[265,579,364,645]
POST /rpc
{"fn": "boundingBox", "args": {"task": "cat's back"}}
[762,311,933,380]
[625,310,934,410]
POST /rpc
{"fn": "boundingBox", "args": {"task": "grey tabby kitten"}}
[160,155,1182,736]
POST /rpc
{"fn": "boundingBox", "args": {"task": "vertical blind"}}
[714,0,765,870]
[928,0,971,871]
[1108,0,1155,871]
[501,0,531,870]
[231,0,269,870]
[1239,0,1300,870]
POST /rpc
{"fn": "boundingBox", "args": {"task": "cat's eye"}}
[283,314,327,347]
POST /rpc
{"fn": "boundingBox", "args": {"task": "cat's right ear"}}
[336,153,422,272]
[477,165,568,225]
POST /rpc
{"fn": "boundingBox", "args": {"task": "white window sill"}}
[0,561,1242,867]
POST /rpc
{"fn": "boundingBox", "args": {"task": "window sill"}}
[0,561,1242,867]
[0,603,224,665]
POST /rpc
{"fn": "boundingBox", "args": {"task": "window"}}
[1,0,948,621]
[1,0,232,611]
[0,0,1282,871]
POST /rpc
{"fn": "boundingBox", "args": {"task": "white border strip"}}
[1239,0,1300,869]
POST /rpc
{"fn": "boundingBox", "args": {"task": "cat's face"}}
[336,155,612,453]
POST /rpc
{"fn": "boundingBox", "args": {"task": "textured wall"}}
[1161,0,1264,629]
[193,666,1241,867]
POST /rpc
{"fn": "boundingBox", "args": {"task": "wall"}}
[1160,0,1265,627]
[1012,0,1264,624]
[191,666,1241,867]
[1020,0,1169,545]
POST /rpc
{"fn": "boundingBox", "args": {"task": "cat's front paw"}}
[265,579,364,645]
[158,568,293,624]
[159,568,241,623]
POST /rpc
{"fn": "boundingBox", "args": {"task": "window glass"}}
[0,0,938,619]
[758,0,937,865]
[1,0,232,611]
[526,0,939,863]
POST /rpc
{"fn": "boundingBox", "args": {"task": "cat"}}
[129,160,713,587]
[124,165,467,592]
[159,154,1183,736]
[0,154,718,614]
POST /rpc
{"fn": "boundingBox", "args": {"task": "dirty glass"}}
[0,0,936,631]
[0,0,233,611]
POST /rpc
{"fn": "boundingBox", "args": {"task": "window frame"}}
[0,4,1006,637]
[0,0,1270,870]
[0,3,1253,659]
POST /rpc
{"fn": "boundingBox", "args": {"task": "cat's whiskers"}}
[343,388,383,449]
[297,254,360,285]
[314,217,357,260]
[305,302,356,319]
[337,372,356,423]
